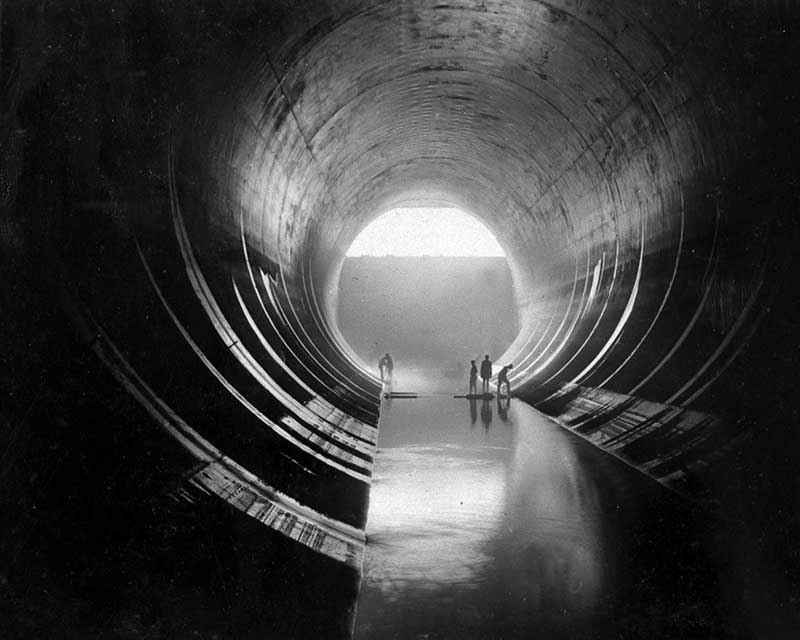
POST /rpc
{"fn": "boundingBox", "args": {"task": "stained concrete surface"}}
[2,1,800,636]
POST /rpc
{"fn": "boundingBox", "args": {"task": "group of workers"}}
[378,351,512,397]
[469,355,513,397]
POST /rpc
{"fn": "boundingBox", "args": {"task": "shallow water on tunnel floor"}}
[353,391,741,640]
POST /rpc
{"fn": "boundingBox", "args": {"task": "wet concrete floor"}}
[353,374,746,639]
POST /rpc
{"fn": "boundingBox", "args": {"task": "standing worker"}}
[378,353,394,382]
[480,355,493,394]
[468,360,478,395]
[496,363,513,398]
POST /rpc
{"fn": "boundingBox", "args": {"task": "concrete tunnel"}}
[2,0,800,636]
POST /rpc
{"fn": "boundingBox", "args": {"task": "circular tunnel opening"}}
[336,206,520,387]
[4,1,800,637]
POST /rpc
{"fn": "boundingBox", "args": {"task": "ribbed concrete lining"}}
[3,0,798,574]
[177,0,781,409]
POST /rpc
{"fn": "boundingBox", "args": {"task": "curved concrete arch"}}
[2,0,800,636]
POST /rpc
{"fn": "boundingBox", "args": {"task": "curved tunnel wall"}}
[2,0,800,635]
[172,0,797,488]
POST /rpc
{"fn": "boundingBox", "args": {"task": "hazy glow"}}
[346,207,505,257]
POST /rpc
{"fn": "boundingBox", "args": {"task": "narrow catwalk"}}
[354,382,763,639]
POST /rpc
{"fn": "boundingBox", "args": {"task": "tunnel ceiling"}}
[168,0,792,374]
[189,0,730,287]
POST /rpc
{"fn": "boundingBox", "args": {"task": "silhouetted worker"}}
[378,353,394,382]
[480,355,492,393]
[468,360,478,395]
[496,363,513,397]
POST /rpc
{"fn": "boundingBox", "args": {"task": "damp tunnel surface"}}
[2,1,800,637]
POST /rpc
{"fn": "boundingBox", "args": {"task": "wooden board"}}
[453,393,495,399]
[453,393,511,400]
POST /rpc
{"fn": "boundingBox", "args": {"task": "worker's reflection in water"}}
[480,398,492,429]
[497,395,510,422]
[469,398,478,425]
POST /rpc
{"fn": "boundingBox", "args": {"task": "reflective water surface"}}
[354,377,741,639]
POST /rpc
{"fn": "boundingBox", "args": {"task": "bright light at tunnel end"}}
[346,207,506,257]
